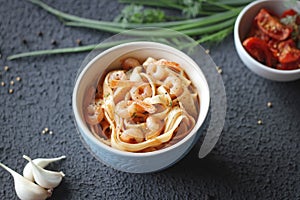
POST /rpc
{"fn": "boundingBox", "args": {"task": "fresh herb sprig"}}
[114,5,167,24]
[8,0,250,60]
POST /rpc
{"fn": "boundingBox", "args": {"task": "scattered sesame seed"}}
[41,128,54,135]
[1,81,5,86]
[16,77,21,81]
[216,66,223,74]
[267,102,272,108]
[22,39,27,44]
[205,49,210,54]
[257,119,262,125]
[76,39,82,46]
[10,80,14,86]
[8,89,14,94]
[37,31,43,37]
[51,39,57,45]
[4,66,9,71]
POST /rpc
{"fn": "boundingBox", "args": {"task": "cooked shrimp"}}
[121,57,141,70]
[108,70,130,88]
[145,116,164,140]
[85,104,104,125]
[120,128,144,143]
[109,70,127,81]
[159,60,182,73]
[130,83,152,101]
[115,100,131,119]
[128,100,156,114]
[164,75,184,98]
[146,64,168,81]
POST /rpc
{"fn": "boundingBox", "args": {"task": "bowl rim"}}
[72,41,210,158]
[234,0,300,74]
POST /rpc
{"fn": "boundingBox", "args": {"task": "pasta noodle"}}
[84,57,199,152]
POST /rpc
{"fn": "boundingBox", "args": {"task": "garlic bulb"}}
[23,155,65,189]
[0,162,52,200]
[23,155,66,182]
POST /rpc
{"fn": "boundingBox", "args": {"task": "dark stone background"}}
[0,0,299,199]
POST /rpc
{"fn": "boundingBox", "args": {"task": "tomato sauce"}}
[243,8,300,70]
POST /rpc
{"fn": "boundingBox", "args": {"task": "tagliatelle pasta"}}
[84,57,199,152]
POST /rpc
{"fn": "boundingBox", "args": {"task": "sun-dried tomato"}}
[243,37,276,67]
[255,9,292,41]
[278,39,300,64]
[281,9,298,18]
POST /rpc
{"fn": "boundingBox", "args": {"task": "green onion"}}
[196,26,234,44]
[170,8,241,31]
[8,0,251,59]
[8,39,138,60]
[8,45,97,60]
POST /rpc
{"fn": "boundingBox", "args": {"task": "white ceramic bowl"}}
[72,41,210,173]
[234,0,300,82]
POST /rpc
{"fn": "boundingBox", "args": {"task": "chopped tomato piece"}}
[255,9,292,41]
[279,39,296,48]
[281,9,297,18]
[243,37,276,67]
[278,41,300,64]
[248,21,271,42]
[277,59,300,70]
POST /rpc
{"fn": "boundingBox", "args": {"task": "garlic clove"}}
[23,155,65,189]
[23,155,66,182]
[0,162,52,200]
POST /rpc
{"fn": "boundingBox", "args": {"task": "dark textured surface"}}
[0,0,299,199]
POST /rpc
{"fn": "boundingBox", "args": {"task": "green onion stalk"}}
[8,0,250,60]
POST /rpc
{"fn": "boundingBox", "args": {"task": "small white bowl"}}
[72,41,210,173]
[234,0,300,82]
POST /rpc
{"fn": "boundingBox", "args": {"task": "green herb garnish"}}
[114,5,166,24]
